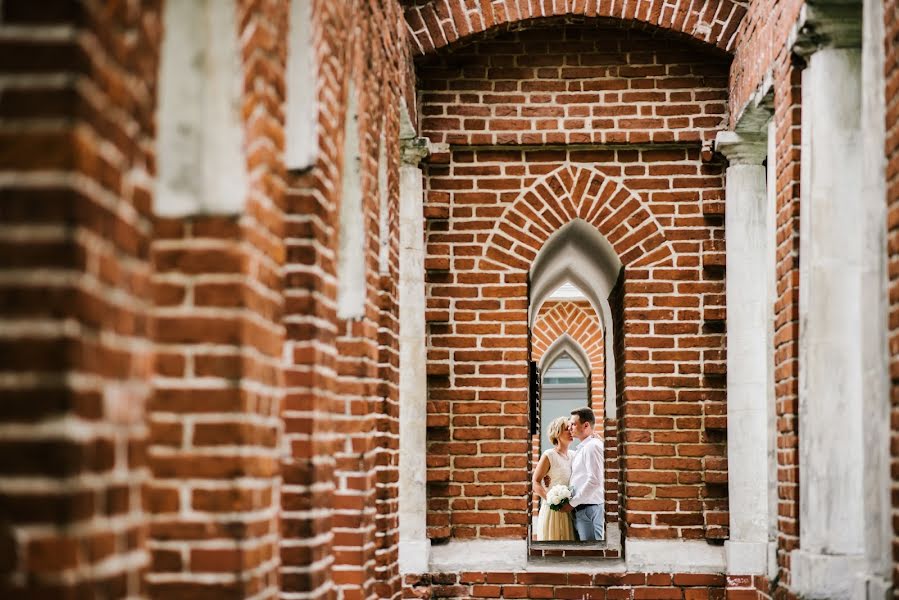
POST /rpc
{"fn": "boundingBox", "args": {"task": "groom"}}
[560,407,605,541]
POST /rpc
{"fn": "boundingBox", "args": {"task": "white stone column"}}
[715,132,769,576]
[792,5,866,596]
[398,137,430,573]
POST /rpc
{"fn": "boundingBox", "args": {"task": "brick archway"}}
[405,0,746,56]
[481,164,674,271]
[529,299,620,532]
[532,301,605,415]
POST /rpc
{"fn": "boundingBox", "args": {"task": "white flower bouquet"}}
[545,484,572,511]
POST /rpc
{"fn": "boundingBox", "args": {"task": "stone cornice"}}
[791,1,862,57]
[400,136,430,166]
[714,131,767,165]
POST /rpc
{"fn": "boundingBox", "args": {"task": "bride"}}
[532,416,575,541]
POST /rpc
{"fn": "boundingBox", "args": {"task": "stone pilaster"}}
[715,131,770,576]
[398,136,430,573]
[790,5,868,597]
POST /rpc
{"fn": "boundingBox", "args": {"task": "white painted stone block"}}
[156,0,247,217]
[336,84,365,320]
[716,131,770,575]
[285,0,318,171]
[791,549,866,600]
[799,47,865,560]
[860,0,892,593]
[625,539,725,573]
[725,541,768,576]
[430,540,528,572]
[398,143,429,575]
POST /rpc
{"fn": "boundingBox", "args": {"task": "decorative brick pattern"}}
[404,0,747,56]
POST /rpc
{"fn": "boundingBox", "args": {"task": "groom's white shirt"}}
[569,436,604,507]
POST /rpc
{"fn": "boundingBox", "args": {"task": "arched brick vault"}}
[532,300,605,418]
[404,0,747,56]
[481,164,675,271]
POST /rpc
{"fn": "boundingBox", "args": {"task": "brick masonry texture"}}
[886,0,899,593]
[402,571,766,599]
[418,24,731,146]
[279,2,410,599]
[3,0,898,599]
[403,0,748,55]
[0,1,159,596]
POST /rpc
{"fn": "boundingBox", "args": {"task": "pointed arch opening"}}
[528,219,623,553]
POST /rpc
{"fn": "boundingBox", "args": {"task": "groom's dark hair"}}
[570,407,595,427]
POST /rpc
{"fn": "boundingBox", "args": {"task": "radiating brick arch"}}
[481,164,674,271]
[405,0,746,56]
[532,300,605,417]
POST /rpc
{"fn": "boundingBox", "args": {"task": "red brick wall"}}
[403,571,763,599]
[422,140,728,542]
[280,1,410,599]
[146,1,288,596]
[886,0,899,592]
[727,2,806,597]
[727,0,804,124]
[0,1,159,596]
[418,24,730,147]
[0,0,411,598]
[148,216,283,599]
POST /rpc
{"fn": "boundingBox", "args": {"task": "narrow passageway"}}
[0,1,896,599]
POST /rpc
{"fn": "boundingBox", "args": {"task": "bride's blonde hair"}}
[547,416,569,446]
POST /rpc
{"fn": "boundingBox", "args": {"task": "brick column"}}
[791,4,866,596]
[715,132,770,576]
[398,136,430,573]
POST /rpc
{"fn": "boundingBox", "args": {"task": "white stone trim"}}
[398,136,430,575]
[538,333,592,382]
[156,0,247,217]
[716,129,770,576]
[725,541,768,576]
[336,82,365,320]
[798,46,865,559]
[624,539,725,573]
[399,540,431,575]
[860,0,892,593]
[429,540,528,572]
[284,0,318,171]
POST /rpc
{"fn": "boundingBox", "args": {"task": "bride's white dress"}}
[535,448,575,541]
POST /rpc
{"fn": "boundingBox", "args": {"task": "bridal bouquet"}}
[546,484,572,511]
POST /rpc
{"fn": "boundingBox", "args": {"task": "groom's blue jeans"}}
[572,503,605,541]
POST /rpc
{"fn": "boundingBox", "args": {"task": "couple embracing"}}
[533,407,604,542]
